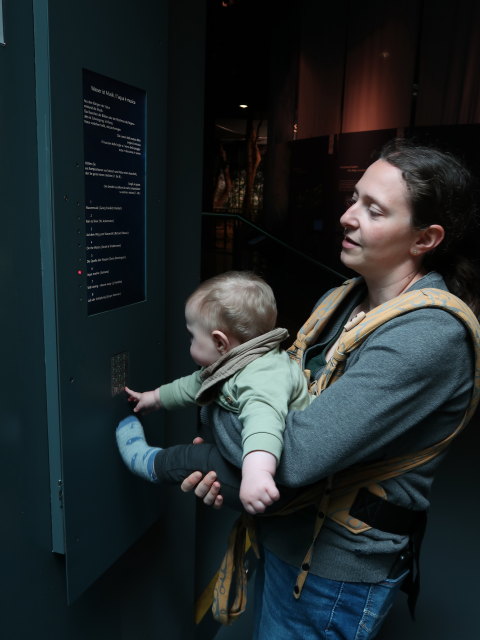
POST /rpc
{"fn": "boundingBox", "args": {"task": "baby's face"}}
[185,307,221,367]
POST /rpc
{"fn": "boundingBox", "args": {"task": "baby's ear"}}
[211,330,230,355]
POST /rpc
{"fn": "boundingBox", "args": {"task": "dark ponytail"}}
[380,139,480,317]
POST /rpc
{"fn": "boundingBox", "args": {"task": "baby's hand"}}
[125,386,162,414]
[240,451,280,515]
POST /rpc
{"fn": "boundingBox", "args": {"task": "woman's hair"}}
[186,271,277,342]
[380,138,480,315]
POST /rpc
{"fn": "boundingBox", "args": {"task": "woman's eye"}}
[368,205,382,217]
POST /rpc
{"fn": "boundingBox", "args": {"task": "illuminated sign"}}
[83,69,146,315]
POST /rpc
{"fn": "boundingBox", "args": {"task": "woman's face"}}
[340,159,421,281]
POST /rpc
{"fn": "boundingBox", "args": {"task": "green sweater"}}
[159,347,312,462]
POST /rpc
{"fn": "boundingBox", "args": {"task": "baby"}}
[116,270,312,514]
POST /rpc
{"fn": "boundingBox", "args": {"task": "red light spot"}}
[77,269,83,275]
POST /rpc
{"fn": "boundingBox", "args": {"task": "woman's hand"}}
[180,437,223,508]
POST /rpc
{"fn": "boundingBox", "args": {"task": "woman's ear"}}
[211,330,231,355]
[412,224,445,256]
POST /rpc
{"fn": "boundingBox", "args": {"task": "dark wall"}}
[0,0,204,637]
[0,0,62,633]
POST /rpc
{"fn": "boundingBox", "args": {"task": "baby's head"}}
[185,271,277,367]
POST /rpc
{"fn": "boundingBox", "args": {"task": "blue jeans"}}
[252,548,407,640]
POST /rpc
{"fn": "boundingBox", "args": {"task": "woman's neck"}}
[363,269,427,312]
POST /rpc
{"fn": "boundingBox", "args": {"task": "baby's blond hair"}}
[186,271,277,343]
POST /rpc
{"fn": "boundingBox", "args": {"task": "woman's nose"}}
[340,203,357,228]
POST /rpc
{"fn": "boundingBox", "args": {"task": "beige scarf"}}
[195,327,289,405]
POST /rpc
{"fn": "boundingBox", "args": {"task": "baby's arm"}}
[240,450,280,515]
[125,386,162,413]
[125,370,203,414]
[233,351,308,514]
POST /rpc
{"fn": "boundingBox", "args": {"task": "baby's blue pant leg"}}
[116,415,161,483]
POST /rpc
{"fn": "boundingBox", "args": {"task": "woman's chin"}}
[340,253,366,278]
[340,251,357,268]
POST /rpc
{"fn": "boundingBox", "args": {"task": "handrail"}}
[201,211,347,281]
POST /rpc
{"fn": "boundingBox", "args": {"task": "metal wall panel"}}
[35,0,168,602]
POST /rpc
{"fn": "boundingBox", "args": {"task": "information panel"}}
[83,69,146,315]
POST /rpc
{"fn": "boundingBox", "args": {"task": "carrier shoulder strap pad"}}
[317,287,480,424]
[287,277,361,367]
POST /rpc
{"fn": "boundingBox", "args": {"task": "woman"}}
[182,139,480,639]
